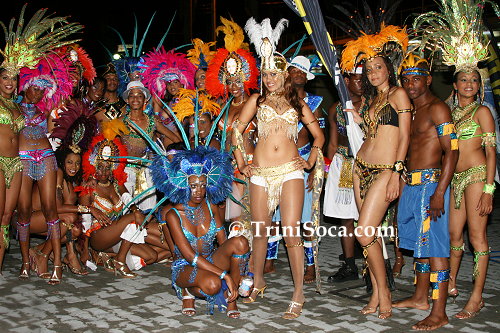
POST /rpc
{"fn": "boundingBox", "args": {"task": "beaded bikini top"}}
[0,96,24,133]
[257,104,298,142]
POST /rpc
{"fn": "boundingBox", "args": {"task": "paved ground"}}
[1,198,500,333]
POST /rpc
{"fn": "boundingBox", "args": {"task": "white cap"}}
[122,81,151,101]
[289,56,315,80]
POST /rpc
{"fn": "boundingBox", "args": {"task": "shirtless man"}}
[99,65,126,120]
[393,54,459,331]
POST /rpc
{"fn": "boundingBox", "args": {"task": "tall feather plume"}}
[216,17,249,52]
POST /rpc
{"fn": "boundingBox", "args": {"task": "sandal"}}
[182,289,196,316]
[448,287,459,303]
[226,310,240,319]
[48,265,63,285]
[29,247,51,279]
[378,308,392,319]
[242,285,267,304]
[18,262,30,280]
[282,300,304,319]
[392,256,405,278]
[455,299,484,320]
[62,256,89,276]
[113,259,137,278]
[359,305,378,315]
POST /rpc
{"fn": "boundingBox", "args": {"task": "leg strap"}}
[413,261,431,284]
[266,235,281,260]
[303,240,316,266]
[361,236,379,276]
[46,219,60,240]
[232,251,251,276]
[473,249,490,280]
[450,243,465,251]
[16,221,30,242]
[0,225,9,249]
[430,269,450,300]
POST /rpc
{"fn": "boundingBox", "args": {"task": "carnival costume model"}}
[267,55,324,275]
[414,0,500,319]
[4,4,83,283]
[205,17,259,226]
[55,44,96,91]
[206,17,259,100]
[187,38,216,90]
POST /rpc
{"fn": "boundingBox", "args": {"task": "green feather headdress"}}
[413,0,500,73]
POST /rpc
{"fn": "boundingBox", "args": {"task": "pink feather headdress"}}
[19,54,73,112]
[140,47,196,99]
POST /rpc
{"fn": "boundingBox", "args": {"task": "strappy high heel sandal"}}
[62,256,89,276]
[18,262,30,280]
[48,265,63,285]
[282,300,305,319]
[182,289,196,316]
[448,287,459,303]
[455,299,484,320]
[242,285,267,304]
[29,247,51,279]
[392,256,405,278]
[113,259,137,278]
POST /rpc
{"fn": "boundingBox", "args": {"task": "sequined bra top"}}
[452,102,481,140]
[92,192,124,221]
[257,104,298,142]
[0,96,24,133]
[123,111,155,156]
[171,204,224,258]
[20,103,47,140]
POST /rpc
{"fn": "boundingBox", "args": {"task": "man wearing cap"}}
[324,65,367,283]
[99,64,126,120]
[264,56,324,284]
[392,54,458,330]
[120,81,180,211]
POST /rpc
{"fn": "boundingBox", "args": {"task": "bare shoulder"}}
[389,86,407,98]
[248,93,260,103]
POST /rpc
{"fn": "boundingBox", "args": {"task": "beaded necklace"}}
[183,204,204,226]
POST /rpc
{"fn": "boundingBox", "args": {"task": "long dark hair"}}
[361,56,398,99]
[257,72,303,118]
[55,146,83,185]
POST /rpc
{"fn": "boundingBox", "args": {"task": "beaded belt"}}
[406,168,441,186]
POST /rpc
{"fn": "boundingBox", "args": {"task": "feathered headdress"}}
[0,4,83,76]
[205,17,259,99]
[173,89,220,121]
[82,130,128,186]
[399,52,430,76]
[19,53,74,112]
[413,0,500,73]
[54,44,96,83]
[244,17,289,72]
[50,100,98,153]
[140,47,196,99]
[341,23,408,73]
[187,39,216,70]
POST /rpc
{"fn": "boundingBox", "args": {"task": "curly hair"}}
[361,56,398,99]
[257,72,303,118]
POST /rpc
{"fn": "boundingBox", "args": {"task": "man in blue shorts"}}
[392,54,458,331]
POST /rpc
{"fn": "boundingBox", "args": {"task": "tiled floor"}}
[1,201,499,332]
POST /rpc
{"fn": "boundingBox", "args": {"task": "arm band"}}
[305,118,318,126]
[219,270,227,279]
[483,183,496,195]
[481,132,496,147]
[435,122,458,150]
[397,108,412,114]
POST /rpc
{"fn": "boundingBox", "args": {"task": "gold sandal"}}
[48,265,63,285]
[455,300,484,320]
[282,300,304,319]
[113,259,137,278]
[18,262,30,280]
[242,285,267,304]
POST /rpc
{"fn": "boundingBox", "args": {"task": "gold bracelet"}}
[312,145,322,151]
[77,205,91,213]
[305,118,318,126]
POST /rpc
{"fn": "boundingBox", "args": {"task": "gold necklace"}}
[232,98,246,107]
[268,89,285,97]
[98,181,111,187]
[366,86,391,138]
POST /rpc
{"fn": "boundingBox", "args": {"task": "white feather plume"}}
[245,17,288,57]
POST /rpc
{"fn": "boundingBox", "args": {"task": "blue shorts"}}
[398,180,450,258]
